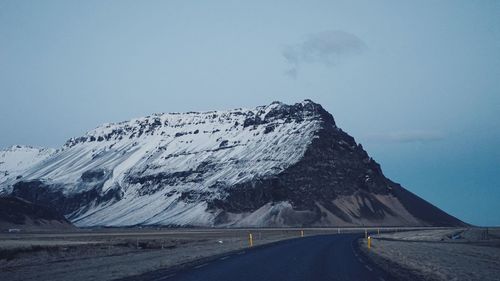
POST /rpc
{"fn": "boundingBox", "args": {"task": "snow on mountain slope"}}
[5,101,323,226]
[0,145,55,185]
[27,101,317,191]
[3,100,466,227]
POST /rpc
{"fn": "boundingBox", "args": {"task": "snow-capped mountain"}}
[1,100,465,227]
[0,145,55,184]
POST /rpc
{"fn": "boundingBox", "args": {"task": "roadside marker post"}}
[377,228,380,235]
[248,233,253,247]
[367,236,371,249]
[365,229,367,239]
[300,230,304,237]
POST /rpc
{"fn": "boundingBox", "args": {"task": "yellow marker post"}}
[248,233,253,247]
[300,230,304,237]
[367,236,371,249]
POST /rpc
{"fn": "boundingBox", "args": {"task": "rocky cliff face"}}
[0,196,74,231]
[0,100,465,227]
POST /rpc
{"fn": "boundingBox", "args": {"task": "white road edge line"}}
[219,256,230,260]
[237,251,245,255]
[365,265,373,271]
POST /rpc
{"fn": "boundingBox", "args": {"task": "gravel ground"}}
[0,228,344,281]
[2,227,483,281]
[360,228,500,281]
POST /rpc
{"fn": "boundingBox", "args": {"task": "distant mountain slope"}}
[1,100,466,227]
[0,196,74,231]
[0,145,55,184]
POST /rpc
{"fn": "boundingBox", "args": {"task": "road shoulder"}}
[357,228,500,281]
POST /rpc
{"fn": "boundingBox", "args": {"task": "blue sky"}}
[1,0,499,225]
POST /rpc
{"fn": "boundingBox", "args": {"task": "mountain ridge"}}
[0,100,466,227]
[0,145,55,185]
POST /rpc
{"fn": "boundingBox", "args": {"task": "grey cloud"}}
[365,131,446,143]
[283,30,366,78]
[284,68,298,79]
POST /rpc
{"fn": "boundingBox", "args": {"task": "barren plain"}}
[360,228,500,281]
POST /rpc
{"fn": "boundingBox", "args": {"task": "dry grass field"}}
[1,227,486,281]
[0,227,370,281]
[360,228,500,281]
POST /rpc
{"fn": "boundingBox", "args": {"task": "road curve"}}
[125,234,395,281]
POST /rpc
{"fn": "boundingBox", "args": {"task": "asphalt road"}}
[126,233,395,281]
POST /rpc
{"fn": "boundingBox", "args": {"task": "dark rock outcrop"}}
[208,101,465,227]
[1,100,467,227]
[11,179,122,220]
[0,196,74,230]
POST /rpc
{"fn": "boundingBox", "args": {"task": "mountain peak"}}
[3,145,45,152]
[63,101,335,148]
[2,101,464,228]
